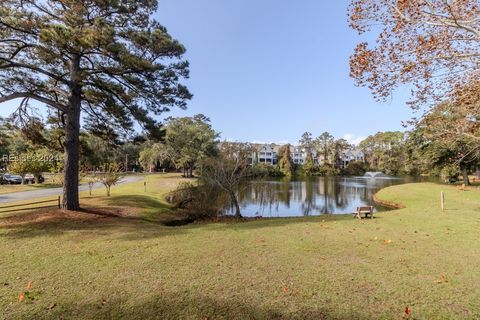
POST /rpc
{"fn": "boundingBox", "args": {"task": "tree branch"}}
[0,60,70,84]
[0,92,66,111]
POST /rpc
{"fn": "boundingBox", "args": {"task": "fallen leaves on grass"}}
[18,291,40,303]
[434,275,448,284]
[18,282,35,303]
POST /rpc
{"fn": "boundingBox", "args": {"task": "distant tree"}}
[8,160,29,184]
[97,163,124,197]
[5,130,29,156]
[303,155,316,176]
[422,83,480,144]
[349,0,480,109]
[8,151,51,184]
[200,142,254,218]
[418,103,479,185]
[0,1,191,210]
[316,132,334,164]
[139,143,169,173]
[118,142,143,172]
[0,118,11,157]
[403,130,430,176]
[359,132,405,174]
[80,134,116,169]
[165,115,218,177]
[85,173,97,196]
[277,144,294,177]
[299,132,315,158]
[332,139,351,169]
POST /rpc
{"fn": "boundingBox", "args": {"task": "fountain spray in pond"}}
[364,172,389,178]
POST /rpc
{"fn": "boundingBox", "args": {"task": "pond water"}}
[229,176,427,217]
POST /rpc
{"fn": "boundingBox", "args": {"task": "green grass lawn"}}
[0,177,479,319]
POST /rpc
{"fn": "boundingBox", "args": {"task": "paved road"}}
[0,175,145,203]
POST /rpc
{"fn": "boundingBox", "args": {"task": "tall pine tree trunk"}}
[62,54,81,210]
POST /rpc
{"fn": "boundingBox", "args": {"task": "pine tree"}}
[0,1,191,209]
[278,144,294,177]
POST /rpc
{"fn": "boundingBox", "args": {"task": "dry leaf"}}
[435,275,448,284]
[405,306,411,316]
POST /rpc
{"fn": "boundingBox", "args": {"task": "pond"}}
[229,176,426,217]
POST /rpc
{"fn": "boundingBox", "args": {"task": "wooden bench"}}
[354,206,374,219]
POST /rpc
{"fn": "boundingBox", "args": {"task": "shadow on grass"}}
[0,197,371,243]
[34,292,368,320]
[0,206,188,241]
[213,214,358,230]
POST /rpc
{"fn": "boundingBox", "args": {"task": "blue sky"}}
[1,0,415,145]
[154,0,415,144]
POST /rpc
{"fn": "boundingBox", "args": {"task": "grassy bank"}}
[0,179,479,319]
[0,174,188,222]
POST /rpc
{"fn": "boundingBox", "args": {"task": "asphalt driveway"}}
[0,175,144,203]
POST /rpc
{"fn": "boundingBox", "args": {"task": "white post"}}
[441,192,445,211]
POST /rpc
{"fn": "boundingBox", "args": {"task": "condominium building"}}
[339,149,365,168]
[228,142,364,168]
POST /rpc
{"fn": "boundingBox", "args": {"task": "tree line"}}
[1,0,478,212]
[349,0,480,184]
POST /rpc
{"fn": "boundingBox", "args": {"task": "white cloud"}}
[343,134,366,146]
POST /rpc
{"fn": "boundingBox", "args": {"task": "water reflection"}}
[230,176,424,217]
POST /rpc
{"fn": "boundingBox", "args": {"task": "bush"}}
[303,158,316,176]
[252,163,283,177]
[440,165,460,183]
[317,164,339,176]
[167,182,229,219]
[341,161,367,176]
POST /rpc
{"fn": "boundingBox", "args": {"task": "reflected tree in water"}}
[230,176,416,217]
